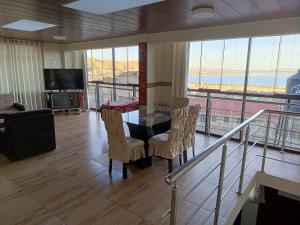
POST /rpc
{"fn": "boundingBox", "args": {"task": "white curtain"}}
[0,39,45,110]
[64,50,89,110]
[171,42,189,98]
[64,50,84,69]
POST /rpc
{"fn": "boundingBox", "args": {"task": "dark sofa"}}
[0,110,56,161]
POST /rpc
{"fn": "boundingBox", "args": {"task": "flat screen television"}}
[44,69,84,90]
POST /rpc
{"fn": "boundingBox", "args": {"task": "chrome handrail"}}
[165,110,264,185]
[165,109,300,225]
[165,109,300,185]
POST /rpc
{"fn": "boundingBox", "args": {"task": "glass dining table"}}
[122,109,171,167]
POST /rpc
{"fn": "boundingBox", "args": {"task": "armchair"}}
[0,110,56,161]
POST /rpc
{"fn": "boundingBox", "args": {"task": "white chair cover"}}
[171,97,189,110]
[148,107,188,159]
[102,110,145,163]
[182,105,201,151]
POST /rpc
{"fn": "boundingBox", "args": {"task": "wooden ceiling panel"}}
[0,0,299,43]
[223,0,261,17]
[251,0,282,14]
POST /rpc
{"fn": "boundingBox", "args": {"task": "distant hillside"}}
[189,67,299,75]
[88,57,139,74]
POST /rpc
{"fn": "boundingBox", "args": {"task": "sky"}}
[87,46,138,61]
[86,34,300,75]
[189,34,300,72]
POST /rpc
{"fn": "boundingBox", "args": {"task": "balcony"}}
[187,89,300,153]
[88,81,139,110]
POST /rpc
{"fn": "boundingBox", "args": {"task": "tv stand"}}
[51,107,81,115]
[45,91,83,114]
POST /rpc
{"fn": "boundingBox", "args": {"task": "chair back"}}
[102,110,129,161]
[167,107,188,156]
[171,97,189,110]
[183,105,201,148]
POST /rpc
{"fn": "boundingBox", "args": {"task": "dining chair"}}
[148,107,188,173]
[171,97,189,110]
[182,104,201,163]
[102,109,145,179]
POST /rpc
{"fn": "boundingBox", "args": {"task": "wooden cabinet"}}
[45,92,84,110]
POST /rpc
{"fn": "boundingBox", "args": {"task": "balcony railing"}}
[163,109,300,225]
[88,81,139,110]
[187,88,300,153]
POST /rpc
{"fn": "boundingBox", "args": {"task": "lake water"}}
[188,74,292,86]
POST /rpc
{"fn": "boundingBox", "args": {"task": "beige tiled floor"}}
[1,111,300,225]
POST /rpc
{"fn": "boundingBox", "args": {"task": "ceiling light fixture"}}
[63,0,166,15]
[192,7,215,19]
[1,19,57,32]
[53,35,67,41]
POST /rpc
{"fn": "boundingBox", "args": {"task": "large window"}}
[86,46,139,108]
[188,34,300,151]
[188,34,300,94]
[188,38,249,92]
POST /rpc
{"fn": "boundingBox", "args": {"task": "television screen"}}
[44,69,84,90]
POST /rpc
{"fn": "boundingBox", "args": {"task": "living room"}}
[2,1,300,225]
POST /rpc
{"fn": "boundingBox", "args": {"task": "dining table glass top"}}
[122,109,171,127]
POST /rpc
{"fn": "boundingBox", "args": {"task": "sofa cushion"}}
[0,109,20,114]
[0,94,13,111]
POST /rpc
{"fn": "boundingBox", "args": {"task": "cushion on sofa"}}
[0,94,14,111]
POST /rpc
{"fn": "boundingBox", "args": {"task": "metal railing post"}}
[133,86,136,99]
[238,125,250,194]
[205,92,211,136]
[95,82,100,110]
[170,182,178,225]
[281,114,289,153]
[214,143,227,225]
[261,113,271,172]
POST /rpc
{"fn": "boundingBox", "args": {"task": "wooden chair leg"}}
[109,159,112,173]
[183,151,188,163]
[168,159,173,173]
[179,154,182,166]
[122,163,128,179]
[192,145,195,157]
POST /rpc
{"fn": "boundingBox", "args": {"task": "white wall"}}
[147,42,173,109]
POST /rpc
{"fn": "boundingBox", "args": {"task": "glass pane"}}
[188,94,207,132]
[248,36,280,93]
[99,84,114,103]
[200,40,224,90]
[92,49,103,81]
[86,50,93,81]
[128,46,139,84]
[221,38,249,92]
[188,40,225,90]
[115,47,128,84]
[276,34,300,94]
[210,93,243,137]
[88,84,96,109]
[188,41,202,89]
[116,85,136,102]
[102,48,113,83]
